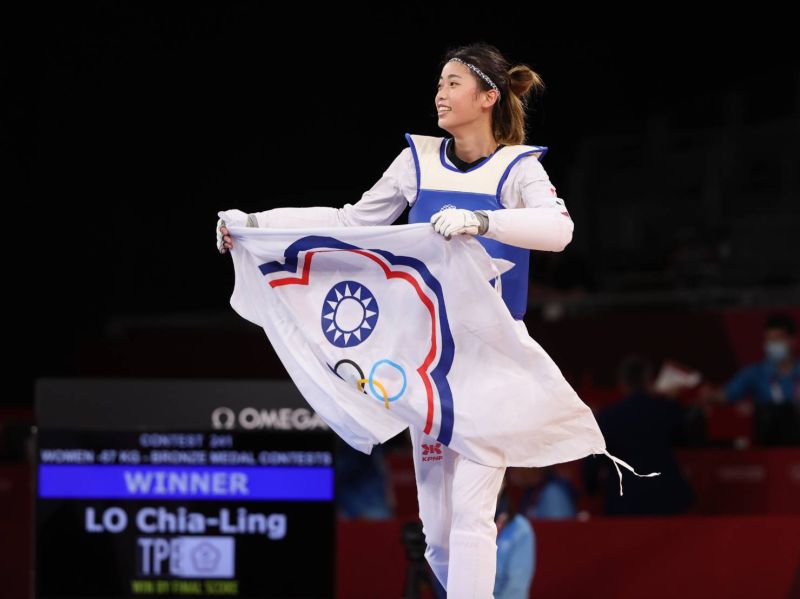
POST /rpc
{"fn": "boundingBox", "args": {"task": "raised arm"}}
[250,148,414,228]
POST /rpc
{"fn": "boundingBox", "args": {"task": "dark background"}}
[5,4,800,405]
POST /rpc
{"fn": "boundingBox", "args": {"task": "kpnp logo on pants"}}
[421,442,443,462]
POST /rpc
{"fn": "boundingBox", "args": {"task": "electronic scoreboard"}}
[35,378,336,598]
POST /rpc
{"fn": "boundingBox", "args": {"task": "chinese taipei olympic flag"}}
[218,211,659,494]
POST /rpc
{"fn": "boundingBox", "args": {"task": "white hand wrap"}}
[430,208,482,240]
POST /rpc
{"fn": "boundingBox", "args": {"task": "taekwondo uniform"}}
[245,133,580,597]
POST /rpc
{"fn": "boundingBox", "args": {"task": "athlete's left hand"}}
[430,208,480,240]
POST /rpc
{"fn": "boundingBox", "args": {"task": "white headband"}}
[447,57,501,101]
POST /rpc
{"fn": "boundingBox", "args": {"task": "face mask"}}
[764,340,789,362]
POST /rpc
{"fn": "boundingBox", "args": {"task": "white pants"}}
[410,424,507,598]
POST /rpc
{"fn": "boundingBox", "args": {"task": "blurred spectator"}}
[582,354,695,515]
[430,475,536,599]
[518,466,577,520]
[334,437,392,519]
[700,312,800,445]
[651,360,708,446]
[493,476,536,599]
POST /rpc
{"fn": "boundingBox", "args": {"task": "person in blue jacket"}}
[493,477,536,599]
[703,312,800,445]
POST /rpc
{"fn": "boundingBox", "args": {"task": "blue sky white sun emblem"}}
[321,280,379,347]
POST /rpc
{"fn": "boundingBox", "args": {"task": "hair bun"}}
[508,65,545,100]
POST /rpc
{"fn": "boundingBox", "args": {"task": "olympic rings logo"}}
[329,358,407,410]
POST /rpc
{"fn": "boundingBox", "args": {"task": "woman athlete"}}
[219,42,576,598]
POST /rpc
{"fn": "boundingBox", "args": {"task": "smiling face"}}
[435,60,498,134]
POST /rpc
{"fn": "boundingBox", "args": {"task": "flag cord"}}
[600,449,661,496]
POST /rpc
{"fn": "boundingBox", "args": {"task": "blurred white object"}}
[653,360,703,395]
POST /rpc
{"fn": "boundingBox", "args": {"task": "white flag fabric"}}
[218,211,660,494]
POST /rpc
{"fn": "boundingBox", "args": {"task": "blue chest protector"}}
[405,133,548,320]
